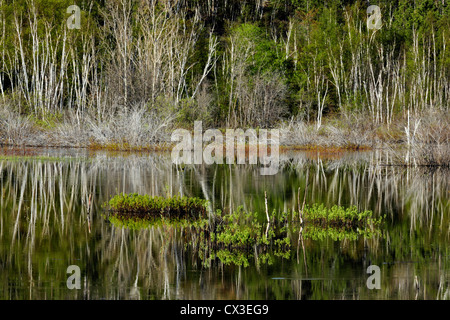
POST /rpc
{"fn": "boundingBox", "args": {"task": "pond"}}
[0,148,448,300]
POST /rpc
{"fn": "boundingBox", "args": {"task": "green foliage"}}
[302,225,381,241]
[29,111,63,129]
[229,23,285,75]
[106,200,384,267]
[214,207,268,247]
[108,214,210,231]
[1,0,448,126]
[303,203,383,228]
[215,249,250,267]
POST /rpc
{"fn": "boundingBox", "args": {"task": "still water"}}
[0,148,448,300]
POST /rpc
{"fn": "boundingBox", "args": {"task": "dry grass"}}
[85,104,174,149]
[280,110,449,168]
[0,100,448,165]
[0,106,34,146]
[388,109,450,167]
[0,102,174,149]
[280,114,376,150]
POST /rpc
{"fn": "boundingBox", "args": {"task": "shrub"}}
[303,203,383,229]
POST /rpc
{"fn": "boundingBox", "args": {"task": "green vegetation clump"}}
[213,207,271,248]
[108,214,210,231]
[106,203,291,267]
[105,198,384,267]
[200,208,291,267]
[303,204,383,229]
[302,226,380,241]
[106,193,209,220]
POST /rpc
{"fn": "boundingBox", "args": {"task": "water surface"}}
[0,148,448,300]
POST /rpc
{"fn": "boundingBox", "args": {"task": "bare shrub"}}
[46,111,90,147]
[0,105,33,145]
[241,73,287,128]
[404,110,449,166]
[325,114,376,148]
[280,114,375,148]
[280,119,317,146]
[86,103,175,147]
[386,109,449,166]
[101,0,217,109]
[193,82,214,125]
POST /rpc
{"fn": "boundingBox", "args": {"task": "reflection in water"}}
[0,149,448,299]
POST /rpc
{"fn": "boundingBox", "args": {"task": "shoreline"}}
[1,141,448,168]
[1,111,448,167]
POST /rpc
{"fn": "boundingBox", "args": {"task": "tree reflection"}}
[0,150,448,299]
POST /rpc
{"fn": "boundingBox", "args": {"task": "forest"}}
[0,0,448,162]
[0,0,449,303]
